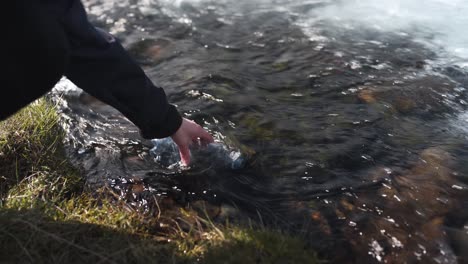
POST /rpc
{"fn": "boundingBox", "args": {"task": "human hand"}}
[171,118,214,166]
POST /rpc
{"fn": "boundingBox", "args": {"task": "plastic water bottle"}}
[149,137,181,166]
[150,137,246,170]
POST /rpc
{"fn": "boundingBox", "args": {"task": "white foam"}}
[301,0,468,63]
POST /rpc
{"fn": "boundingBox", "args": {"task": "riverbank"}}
[0,99,321,263]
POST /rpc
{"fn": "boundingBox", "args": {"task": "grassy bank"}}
[0,99,321,264]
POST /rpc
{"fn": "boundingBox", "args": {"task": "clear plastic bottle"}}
[150,137,246,170]
[149,137,181,166]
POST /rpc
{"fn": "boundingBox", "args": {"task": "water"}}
[51,0,468,262]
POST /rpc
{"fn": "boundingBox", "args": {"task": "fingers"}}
[171,118,214,166]
[194,130,214,148]
[178,144,191,166]
[198,126,214,144]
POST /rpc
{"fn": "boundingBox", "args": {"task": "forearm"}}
[64,40,182,138]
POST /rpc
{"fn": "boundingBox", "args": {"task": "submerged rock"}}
[357,88,377,104]
[150,137,247,170]
[128,38,175,65]
[337,147,463,263]
[393,97,417,114]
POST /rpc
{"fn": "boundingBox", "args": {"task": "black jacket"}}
[1,0,182,139]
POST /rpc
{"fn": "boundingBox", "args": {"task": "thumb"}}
[178,144,191,166]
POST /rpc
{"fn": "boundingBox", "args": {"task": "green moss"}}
[0,99,322,263]
[272,62,290,71]
[239,113,276,141]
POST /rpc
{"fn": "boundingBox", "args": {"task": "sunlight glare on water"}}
[305,0,468,65]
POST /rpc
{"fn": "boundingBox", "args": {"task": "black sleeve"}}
[62,0,182,139]
[0,0,69,121]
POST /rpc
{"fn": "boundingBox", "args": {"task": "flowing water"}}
[53,0,468,262]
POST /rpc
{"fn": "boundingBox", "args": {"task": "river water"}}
[53,0,468,262]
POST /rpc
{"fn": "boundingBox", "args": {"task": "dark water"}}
[52,0,468,262]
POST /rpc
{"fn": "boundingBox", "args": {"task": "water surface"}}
[54,0,468,262]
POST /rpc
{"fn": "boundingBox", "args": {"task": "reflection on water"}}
[52,0,468,262]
